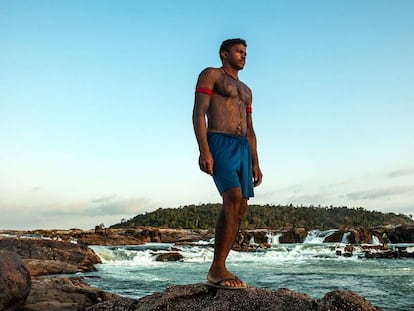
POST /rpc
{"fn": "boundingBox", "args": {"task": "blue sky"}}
[1,0,413,230]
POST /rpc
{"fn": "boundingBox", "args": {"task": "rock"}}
[24,259,80,276]
[0,250,31,311]
[0,227,214,246]
[322,225,414,245]
[86,284,382,311]
[23,276,132,311]
[363,246,414,259]
[155,252,184,262]
[158,229,213,243]
[0,236,101,276]
[318,290,381,311]
[279,228,307,243]
[323,230,346,243]
[387,224,414,243]
[86,300,138,311]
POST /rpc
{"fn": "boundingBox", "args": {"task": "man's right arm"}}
[192,68,216,175]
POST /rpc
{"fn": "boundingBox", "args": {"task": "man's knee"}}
[223,188,247,221]
[223,188,242,204]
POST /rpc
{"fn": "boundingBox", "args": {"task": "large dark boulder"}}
[86,284,382,311]
[0,250,31,311]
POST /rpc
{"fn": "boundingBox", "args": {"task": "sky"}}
[1,0,413,230]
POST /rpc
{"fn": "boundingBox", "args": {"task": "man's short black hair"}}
[219,38,247,61]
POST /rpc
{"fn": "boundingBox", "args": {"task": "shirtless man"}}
[192,38,263,289]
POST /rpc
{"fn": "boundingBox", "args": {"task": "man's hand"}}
[253,165,263,187]
[199,152,214,175]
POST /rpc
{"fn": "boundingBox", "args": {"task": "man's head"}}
[219,38,247,63]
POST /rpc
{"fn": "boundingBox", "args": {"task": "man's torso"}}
[206,67,252,136]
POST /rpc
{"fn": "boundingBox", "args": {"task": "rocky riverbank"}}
[1,223,413,247]
[1,247,382,311]
[1,225,413,310]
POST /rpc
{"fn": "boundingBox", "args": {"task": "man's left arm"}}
[246,96,263,187]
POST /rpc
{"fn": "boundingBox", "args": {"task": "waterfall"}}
[266,232,282,244]
[303,230,337,244]
[371,235,381,245]
[341,232,351,244]
[249,237,257,245]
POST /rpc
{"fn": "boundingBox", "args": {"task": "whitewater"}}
[82,230,414,311]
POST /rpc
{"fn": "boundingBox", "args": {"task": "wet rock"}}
[0,250,31,311]
[87,284,382,311]
[318,290,382,311]
[23,276,131,311]
[155,252,184,262]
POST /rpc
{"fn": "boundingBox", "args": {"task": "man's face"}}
[223,44,246,70]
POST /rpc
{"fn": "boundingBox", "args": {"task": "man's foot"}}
[206,276,247,290]
[207,273,247,289]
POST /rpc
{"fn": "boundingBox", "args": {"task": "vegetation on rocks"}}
[111,204,413,230]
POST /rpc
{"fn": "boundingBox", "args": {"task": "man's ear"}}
[220,50,228,60]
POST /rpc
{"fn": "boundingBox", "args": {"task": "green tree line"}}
[111,204,413,230]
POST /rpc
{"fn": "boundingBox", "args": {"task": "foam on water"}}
[92,242,353,267]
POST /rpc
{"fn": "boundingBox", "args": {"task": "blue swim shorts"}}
[207,132,254,198]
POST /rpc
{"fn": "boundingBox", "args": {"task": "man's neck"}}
[221,65,239,80]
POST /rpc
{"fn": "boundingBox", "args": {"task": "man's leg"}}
[207,187,248,288]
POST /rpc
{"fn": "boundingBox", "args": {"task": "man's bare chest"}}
[214,78,250,105]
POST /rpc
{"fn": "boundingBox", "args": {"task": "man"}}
[192,38,263,289]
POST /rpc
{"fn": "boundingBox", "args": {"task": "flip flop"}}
[206,277,247,290]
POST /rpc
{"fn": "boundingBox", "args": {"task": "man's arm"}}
[192,68,217,175]
[246,93,263,187]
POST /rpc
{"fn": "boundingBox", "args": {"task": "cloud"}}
[47,197,158,217]
[345,186,414,201]
[93,197,157,216]
[387,168,414,178]
[0,196,160,230]
[91,195,117,204]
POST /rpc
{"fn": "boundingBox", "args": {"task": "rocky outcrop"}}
[23,277,133,311]
[0,250,31,311]
[2,224,412,247]
[0,236,101,276]
[335,244,414,259]
[86,284,382,311]
[155,252,184,262]
[0,227,214,246]
[279,228,308,243]
[318,290,380,311]
[386,224,414,243]
[323,224,414,244]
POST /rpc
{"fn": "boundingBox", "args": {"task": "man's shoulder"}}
[198,67,222,77]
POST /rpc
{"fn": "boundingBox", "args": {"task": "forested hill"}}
[111,204,413,230]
